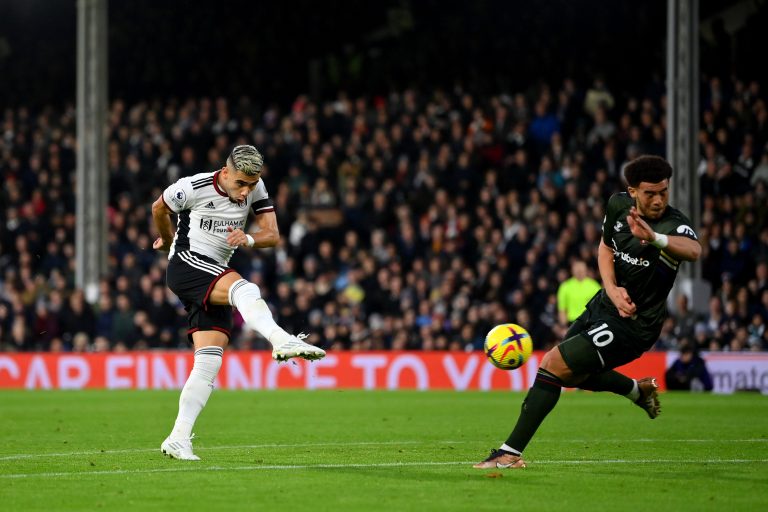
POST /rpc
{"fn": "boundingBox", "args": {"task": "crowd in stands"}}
[1,74,767,354]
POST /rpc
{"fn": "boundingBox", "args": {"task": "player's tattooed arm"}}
[226,210,279,248]
[151,195,175,252]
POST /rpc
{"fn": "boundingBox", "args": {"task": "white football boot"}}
[161,434,201,461]
[272,333,326,362]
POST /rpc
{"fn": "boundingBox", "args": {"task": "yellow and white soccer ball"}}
[484,323,533,370]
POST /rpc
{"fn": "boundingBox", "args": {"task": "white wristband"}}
[651,232,669,249]
[245,234,255,247]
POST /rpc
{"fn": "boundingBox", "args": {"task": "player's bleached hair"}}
[228,145,264,176]
[623,155,672,187]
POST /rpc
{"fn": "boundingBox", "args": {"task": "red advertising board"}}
[0,351,669,391]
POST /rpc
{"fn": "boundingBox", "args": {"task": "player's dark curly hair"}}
[623,155,673,187]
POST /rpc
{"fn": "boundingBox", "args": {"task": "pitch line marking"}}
[1,438,766,462]
[0,440,467,461]
[2,459,768,479]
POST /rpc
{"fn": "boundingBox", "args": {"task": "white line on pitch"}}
[2,459,768,479]
[0,440,469,461]
[1,438,766,462]
[566,438,768,444]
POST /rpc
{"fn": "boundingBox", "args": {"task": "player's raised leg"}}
[209,272,325,361]
[578,371,660,418]
[559,324,661,418]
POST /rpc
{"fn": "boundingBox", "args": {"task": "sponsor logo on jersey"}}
[171,188,186,207]
[615,250,650,267]
[204,201,216,209]
[676,224,697,239]
[199,218,245,233]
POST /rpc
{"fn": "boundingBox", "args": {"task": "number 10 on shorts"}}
[587,323,614,347]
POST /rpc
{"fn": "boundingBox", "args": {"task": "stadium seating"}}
[0,76,766,353]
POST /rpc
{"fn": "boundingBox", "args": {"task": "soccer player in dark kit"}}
[475,155,702,469]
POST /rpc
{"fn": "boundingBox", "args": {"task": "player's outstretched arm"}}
[654,234,701,261]
[151,195,175,252]
[226,210,279,248]
[626,207,701,261]
[598,239,636,318]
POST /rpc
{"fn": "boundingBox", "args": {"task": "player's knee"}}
[228,279,275,334]
[228,278,262,307]
[539,347,560,370]
[540,347,573,382]
[192,346,224,383]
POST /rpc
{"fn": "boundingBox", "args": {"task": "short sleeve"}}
[665,212,699,241]
[250,180,275,216]
[162,178,194,213]
[601,193,622,245]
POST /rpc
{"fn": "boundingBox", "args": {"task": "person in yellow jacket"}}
[557,260,602,326]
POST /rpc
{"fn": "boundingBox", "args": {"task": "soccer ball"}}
[484,323,533,370]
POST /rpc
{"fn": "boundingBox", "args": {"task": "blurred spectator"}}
[112,294,138,347]
[557,260,601,326]
[93,336,111,352]
[59,290,95,345]
[72,332,91,353]
[752,153,768,186]
[583,77,615,117]
[665,344,713,391]
[672,294,698,345]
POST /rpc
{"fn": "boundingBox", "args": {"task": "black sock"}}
[504,368,563,453]
[578,370,634,396]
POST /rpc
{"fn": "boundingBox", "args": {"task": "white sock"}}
[625,379,640,401]
[500,443,521,456]
[170,346,223,440]
[228,279,293,349]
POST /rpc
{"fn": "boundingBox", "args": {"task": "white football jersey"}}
[162,170,274,265]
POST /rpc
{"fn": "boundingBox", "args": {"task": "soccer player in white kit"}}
[152,144,325,460]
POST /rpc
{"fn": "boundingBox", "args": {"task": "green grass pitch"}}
[1,389,767,511]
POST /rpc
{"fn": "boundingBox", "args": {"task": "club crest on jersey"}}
[204,201,216,209]
[614,220,623,232]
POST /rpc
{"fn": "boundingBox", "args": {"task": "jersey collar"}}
[212,171,229,198]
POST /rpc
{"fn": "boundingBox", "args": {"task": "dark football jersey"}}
[598,192,698,331]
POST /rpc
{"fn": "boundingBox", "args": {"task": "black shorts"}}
[558,296,661,375]
[166,250,235,342]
